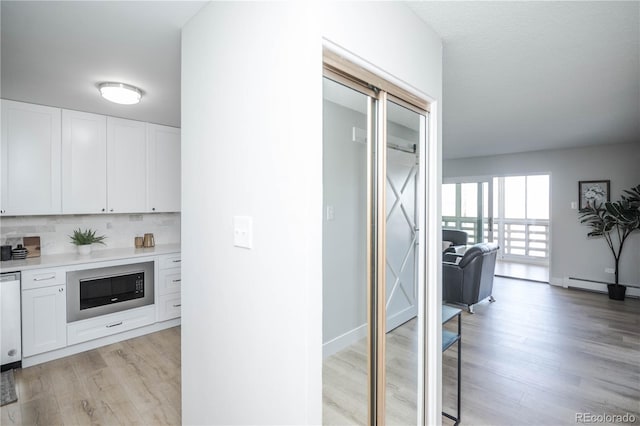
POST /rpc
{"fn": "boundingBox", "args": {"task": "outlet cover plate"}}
[233,216,253,249]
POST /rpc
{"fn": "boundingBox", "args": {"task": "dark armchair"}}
[442,229,468,253]
[443,242,499,313]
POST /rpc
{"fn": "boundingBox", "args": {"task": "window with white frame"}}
[493,175,550,262]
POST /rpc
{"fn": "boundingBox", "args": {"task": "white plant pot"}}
[77,244,92,255]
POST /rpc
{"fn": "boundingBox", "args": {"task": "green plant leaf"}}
[579,184,640,281]
[69,228,107,245]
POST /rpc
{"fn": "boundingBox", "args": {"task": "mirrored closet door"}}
[322,50,431,426]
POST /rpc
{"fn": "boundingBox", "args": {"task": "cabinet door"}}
[22,285,67,357]
[62,110,107,213]
[1,100,61,215]
[106,117,147,213]
[147,124,181,212]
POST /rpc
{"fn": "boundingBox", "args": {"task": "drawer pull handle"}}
[172,259,181,263]
[172,279,181,283]
[34,274,56,281]
[106,322,123,328]
[173,304,182,308]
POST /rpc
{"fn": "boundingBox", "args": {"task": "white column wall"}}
[182,2,442,424]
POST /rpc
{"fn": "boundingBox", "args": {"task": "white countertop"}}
[0,243,181,273]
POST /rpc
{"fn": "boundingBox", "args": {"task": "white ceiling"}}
[407,1,640,159]
[1,1,206,128]
[2,2,638,156]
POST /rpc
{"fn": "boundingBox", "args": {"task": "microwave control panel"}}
[135,273,144,294]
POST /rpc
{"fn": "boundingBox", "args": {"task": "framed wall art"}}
[579,180,610,209]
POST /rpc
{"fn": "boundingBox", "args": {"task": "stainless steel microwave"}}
[67,261,154,322]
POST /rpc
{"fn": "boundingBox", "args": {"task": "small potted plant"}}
[69,228,107,255]
[579,184,640,300]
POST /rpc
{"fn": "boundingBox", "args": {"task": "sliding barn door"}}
[385,145,418,331]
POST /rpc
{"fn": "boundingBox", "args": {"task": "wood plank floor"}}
[0,326,181,426]
[495,260,550,283]
[3,280,639,425]
[324,277,640,425]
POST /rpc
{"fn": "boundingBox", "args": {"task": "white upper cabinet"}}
[147,124,181,212]
[1,100,62,215]
[2,100,180,215]
[107,117,147,213]
[62,110,107,214]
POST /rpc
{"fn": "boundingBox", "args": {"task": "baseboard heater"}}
[565,277,640,298]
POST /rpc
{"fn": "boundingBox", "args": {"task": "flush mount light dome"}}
[98,82,142,105]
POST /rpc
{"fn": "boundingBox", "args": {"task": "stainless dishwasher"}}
[1,272,21,369]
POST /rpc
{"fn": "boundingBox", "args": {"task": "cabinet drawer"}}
[67,305,155,346]
[22,268,67,290]
[158,270,181,296]
[159,254,181,270]
[157,294,181,322]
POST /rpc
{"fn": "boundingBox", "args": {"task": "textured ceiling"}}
[2,1,638,152]
[407,1,640,159]
[1,1,206,127]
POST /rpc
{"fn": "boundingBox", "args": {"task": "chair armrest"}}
[442,261,459,267]
[443,252,464,264]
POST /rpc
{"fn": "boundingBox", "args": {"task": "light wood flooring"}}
[324,277,640,425]
[495,260,550,283]
[0,326,181,426]
[2,282,638,425]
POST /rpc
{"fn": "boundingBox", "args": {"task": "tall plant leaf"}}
[579,184,640,285]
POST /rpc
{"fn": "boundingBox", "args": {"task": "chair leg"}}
[489,295,496,303]
[467,304,474,314]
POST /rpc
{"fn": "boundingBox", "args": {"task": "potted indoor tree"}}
[579,185,640,300]
[69,228,107,255]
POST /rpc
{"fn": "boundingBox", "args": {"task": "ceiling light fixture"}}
[98,82,142,105]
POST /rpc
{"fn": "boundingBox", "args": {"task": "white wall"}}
[182,3,322,424]
[182,2,442,424]
[444,142,640,286]
[0,213,180,254]
[322,100,367,351]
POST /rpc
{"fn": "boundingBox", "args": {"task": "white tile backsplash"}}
[0,213,180,255]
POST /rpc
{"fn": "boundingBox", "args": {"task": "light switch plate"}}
[326,205,335,221]
[233,216,253,249]
[570,201,578,210]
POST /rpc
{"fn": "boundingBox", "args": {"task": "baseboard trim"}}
[22,318,181,368]
[549,277,565,287]
[323,323,367,359]
[322,306,419,359]
[386,306,418,331]
[564,277,640,298]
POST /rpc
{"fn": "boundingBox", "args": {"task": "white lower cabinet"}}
[157,253,181,321]
[157,294,182,322]
[20,251,181,363]
[67,305,155,346]
[22,284,67,357]
[159,270,182,295]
